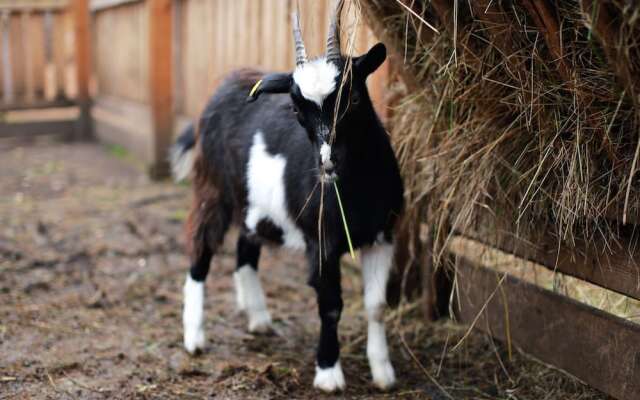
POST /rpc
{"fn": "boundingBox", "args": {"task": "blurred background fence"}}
[0,0,387,175]
[0,0,76,108]
[0,0,84,140]
[88,0,388,175]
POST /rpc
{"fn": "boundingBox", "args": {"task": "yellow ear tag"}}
[249,79,263,98]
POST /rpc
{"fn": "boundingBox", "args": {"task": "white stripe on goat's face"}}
[320,142,332,166]
[319,141,336,182]
[245,131,306,250]
[292,58,339,108]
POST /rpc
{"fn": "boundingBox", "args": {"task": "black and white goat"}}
[171,6,403,392]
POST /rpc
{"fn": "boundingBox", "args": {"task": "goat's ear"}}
[246,73,292,102]
[353,42,387,77]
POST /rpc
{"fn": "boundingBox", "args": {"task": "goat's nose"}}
[324,158,334,170]
[323,158,335,174]
[324,166,335,176]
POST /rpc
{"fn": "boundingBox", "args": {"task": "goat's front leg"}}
[308,252,345,392]
[361,240,396,390]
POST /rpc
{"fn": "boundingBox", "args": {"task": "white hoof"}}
[370,359,396,390]
[313,362,346,393]
[183,325,205,354]
[248,309,273,333]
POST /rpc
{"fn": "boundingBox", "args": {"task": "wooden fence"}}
[0,0,88,139]
[90,0,388,176]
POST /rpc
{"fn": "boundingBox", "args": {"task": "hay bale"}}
[359,0,640,259]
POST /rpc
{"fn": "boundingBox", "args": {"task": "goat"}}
[170,5,403,393]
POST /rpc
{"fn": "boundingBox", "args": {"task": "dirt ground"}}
[0,139,609,399]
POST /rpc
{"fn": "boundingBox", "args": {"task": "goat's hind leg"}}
[234,234,272,333]
[183,200,231,354]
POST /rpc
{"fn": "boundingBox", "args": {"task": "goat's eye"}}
[292,105,299,114]
[351,93,360,106]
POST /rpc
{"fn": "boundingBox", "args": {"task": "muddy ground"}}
[0,139,608,399]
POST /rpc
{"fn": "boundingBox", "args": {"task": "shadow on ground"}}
[0,139,607,399]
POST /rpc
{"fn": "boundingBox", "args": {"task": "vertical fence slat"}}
[249,0,261,66]
[43,10,57,101]
[1,11,13,104]
[52,10,66,99]
[22,10,35,103]
[205,0,215,96]
[172,0,183,116]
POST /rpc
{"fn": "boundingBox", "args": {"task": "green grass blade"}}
[333,181,356,260]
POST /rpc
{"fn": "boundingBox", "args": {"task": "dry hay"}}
[357,0,640,264]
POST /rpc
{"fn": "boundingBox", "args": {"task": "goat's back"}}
[194,69,316,218]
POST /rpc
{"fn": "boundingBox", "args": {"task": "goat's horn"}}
[326,0,343,63]
[292,12,307,66]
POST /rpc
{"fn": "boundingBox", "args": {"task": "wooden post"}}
[1,11,14,105]
[72,0,91,139]
[149,0,173,179]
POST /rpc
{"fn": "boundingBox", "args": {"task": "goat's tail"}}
[169,122,196,182]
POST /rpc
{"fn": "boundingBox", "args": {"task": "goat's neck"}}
[335,117,388,185]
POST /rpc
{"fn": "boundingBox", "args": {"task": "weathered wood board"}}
[453,252,640,400]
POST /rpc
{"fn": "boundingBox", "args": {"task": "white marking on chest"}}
[293,58,339,107]
[245,132,306,250]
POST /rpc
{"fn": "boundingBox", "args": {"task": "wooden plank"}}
[0,97,73,111]
[22,10,35,103]
[0,0,68,11]
[453,253,640,400]
[1,10,13,104]
[148,0,172,178]
[62,9,76,99]
[171,0,182,115]
[51,9,66,99]
[3,106,78,122]
[224,0,233,73]
[247,0,261,66]
[43,10,56,100]
[89,0,139,12]
[9,13,25,99]
[0,119,75,137]
[72,0,91,139]
[205,0,216,88]
[31,13,46,100]
[461,221,640,301]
